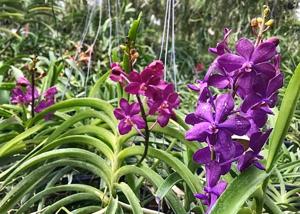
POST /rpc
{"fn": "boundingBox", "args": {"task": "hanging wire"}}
[159,0,169,61]
[163,0,171,81]
[62,3,97,99]
[171,0,177,90]
[107,0,113,64]
[115,0,120,46]
[84,2,103,96]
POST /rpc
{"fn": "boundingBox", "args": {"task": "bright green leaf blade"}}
[105,197,119,214]
[266,63,300,171]
[210,167,269,214]
[115,182,142,214]
[128,12,142,42]
[89,70,110,97]
[155,172,182,200]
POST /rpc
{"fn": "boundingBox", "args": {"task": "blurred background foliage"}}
[0,0,299,142]
[1,0,299,78]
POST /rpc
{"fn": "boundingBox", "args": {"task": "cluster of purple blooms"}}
[185,29,283,212]
[110,60,180,135]
[11,76,58,117]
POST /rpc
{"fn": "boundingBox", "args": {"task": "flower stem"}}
[31,65,35,118]
[136,94,150,165]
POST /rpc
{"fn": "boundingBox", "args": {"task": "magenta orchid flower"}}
[114,98,146,135]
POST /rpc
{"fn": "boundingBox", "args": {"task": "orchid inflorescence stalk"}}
[185,9,283,212]
[110,60,180,163]
[11,58,58,120]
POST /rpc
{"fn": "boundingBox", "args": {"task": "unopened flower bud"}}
[257,17,263,23]
[263,6,270,16]
[120,45,126,50]
[251,18,258,27]
[265,19,274,27]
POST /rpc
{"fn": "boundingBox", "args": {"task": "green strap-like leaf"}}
[0,123,45,157]
[105,197,119,214]
[27,98,117,129]
[38,135,114,160]
[115,165,187,213]
[73,206,103,214]
[266,63,300,171]
[43,193,98,214]
[44,109,115,145]
[16,184,105,214]
[2,148,111,187]
[155,172,183,200]
[118,146,202,193]
[89,70,111,98]
[115,182,143,214]
[210,167,269,214]
[61,125,116,150]
[128,12,142,42]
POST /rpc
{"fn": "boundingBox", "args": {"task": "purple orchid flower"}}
[217,38,278,75]
[114,98,146,134]
[194,161,228,212]
[238,129,272,171]
[44,86,58,99]
[185,93,250,143]
[110,63,128,86]
[11,77,39,105]
[241,73,283,113]
[217,38,279,98]
[195,180,227,212]
[125,68,164,96]
[186,30,283,212]
[146,60,164,77]
[188,60,233,103]
[17,76,30,86]
[35,86,58,113]
[209,28,232,56]
[148,84,180,127]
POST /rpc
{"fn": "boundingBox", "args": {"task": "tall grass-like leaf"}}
[266,63,300,171]
[210,167,269,214]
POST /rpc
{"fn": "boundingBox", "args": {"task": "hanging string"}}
[163,0,171,81]
[115,0,120,46]
[171,0,177,90]
[108,0,113,64]
[159,0,169,61]
[84,2,103,96]
[62,3,96,99]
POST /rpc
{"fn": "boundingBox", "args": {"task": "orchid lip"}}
[243,61,253,72]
